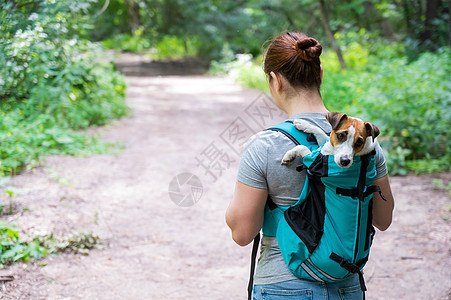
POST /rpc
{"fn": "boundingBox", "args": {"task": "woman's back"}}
[238,113,387,285]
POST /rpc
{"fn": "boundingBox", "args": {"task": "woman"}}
[225,32,395,299]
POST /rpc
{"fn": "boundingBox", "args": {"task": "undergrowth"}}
[0,0,129,174]
[0,0,124,266]
[0,221,100,267]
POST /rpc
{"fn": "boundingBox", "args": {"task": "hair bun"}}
[295,38,322,61]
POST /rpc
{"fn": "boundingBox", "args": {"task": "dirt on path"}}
[0,53,450,300]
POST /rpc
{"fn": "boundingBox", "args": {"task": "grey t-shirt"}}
[237,113,387,285]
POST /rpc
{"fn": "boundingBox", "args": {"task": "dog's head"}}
[326,112,380,168]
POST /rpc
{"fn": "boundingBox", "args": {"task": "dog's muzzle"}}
[339,156,352,167]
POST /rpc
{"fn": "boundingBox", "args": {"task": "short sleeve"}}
[374,141,388,179]
[236,134,268,189]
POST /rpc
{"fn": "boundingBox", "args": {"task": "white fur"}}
[292,119,329,146]
[281,145,312,165]
[331,125,355,168]
[320,141,334,156]
[356,136,377,156]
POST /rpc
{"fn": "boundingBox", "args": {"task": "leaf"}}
[6,228,19,240]
[54,135,74,144]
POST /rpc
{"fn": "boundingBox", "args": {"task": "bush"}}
[103,32,199,60]
[102,26,152,53]
[210,53,268,91]
[340,48,451,174]
[0,0,128,173]
[360,49,451,174]
[146,35,198,60]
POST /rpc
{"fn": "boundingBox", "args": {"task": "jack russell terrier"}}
[281,112,380,168]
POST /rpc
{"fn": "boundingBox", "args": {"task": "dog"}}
[281,112,380,168]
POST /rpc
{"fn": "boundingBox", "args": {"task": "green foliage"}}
[102,31,199,60]
[3,189,15,216]
[210,54,268,91]
[102,26,152,52]
[0,0,128,173]
[147,35,198,60]
[405,157,451,175]
[0,222,47,265]
[91,0,449,61]
[0,221,100,266]
[431,178,447,190]
[102,33,151,53]
[89,0,144,39]
[359,49,451,174]
[94,0,291,60]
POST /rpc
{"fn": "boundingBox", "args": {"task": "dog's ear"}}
[326,112,348,130]
[365,122,380,141]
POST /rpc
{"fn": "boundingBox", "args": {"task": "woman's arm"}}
[226,181,268,246]
[372,174,395,231]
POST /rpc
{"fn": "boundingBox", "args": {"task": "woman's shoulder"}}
[241,129,296,155]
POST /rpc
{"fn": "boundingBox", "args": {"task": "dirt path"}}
[0,53,450,300]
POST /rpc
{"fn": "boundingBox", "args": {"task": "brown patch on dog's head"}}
[326,112,348,130]
[364,122,380,141]
[353,120,369,154]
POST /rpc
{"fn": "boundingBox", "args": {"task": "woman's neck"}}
[283,89,329,117]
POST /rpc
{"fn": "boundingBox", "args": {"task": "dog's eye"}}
[336,132,346,141]
[355,138,364,147]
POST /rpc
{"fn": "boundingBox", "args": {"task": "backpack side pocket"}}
[284,174,326,253]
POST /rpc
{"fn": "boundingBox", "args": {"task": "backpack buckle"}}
[336,187,359,199]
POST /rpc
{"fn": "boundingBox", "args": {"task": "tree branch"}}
[94,0,110,17]
[317,0,347,69]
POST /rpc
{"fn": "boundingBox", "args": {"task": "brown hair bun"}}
[263,32,322,90]
[295,38,322,61]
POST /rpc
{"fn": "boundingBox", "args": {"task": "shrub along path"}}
[0,53,449,299]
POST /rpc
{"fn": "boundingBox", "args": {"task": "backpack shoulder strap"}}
[266,120,319,148]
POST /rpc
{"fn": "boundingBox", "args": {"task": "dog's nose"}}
[340,157,351,166]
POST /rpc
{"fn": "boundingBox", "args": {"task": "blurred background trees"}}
[0,0,450,175]
[92,0,450,60]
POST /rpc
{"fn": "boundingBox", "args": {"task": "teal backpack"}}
[248,121,385,300]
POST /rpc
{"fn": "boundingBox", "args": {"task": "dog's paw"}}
[281,151,296,165]
[293,119,314,133]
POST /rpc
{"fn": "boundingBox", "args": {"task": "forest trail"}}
[0,53,449,300]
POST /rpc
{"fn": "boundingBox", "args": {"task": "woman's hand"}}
[372,175,395,231]
[226,181,268,246]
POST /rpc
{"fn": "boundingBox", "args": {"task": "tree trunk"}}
[419,0,440,45]
[362,1,374,31]
[318,0,347,69]
[402,0,412,37]
[127,0,140,33]
[382,18,395,40]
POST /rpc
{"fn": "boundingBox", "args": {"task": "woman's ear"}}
[270,71,283,92]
